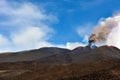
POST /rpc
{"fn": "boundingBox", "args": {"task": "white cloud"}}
[0,0,57,26]
[0,34,10,47]
[82,35,89,43]
[107,22,120,49]
[0,0,56,52]
[11,26,53,51]
[77,23,93,37]
[0,34,11,52]
[66,42,86,50]
[0,0,86,52]
[76,23,93,44]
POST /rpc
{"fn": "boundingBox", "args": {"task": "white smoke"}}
[92,14,120,49]
[107,22,120,49]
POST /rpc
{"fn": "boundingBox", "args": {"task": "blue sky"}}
[0,0,120,52]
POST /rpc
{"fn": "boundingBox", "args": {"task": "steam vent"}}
[88,34,97,49]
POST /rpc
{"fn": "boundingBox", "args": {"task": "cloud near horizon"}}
[1,0,119,52]
[0,0,55,52]
[76,23,93,43]
[0,0,86,52]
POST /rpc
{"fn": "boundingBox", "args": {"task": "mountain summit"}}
[0,46,120,80]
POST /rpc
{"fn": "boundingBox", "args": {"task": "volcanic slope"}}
[0,47,71,62]
[0,46,120,80]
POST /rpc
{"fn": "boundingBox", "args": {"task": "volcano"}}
[0,46,120,80]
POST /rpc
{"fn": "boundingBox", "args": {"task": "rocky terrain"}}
[0,46,120,80]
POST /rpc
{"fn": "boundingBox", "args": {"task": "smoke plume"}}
[90,14,120,49]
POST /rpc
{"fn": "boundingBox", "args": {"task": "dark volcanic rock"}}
[0,47,71,62]
[37,46,120,64]
[0,46,120,80]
